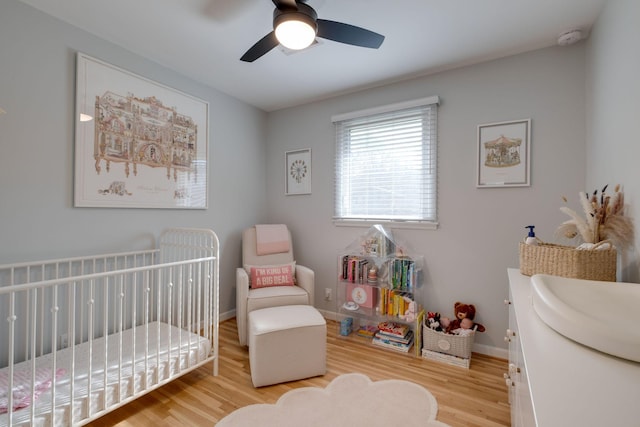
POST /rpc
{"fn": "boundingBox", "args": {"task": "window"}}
[333,96,439,227]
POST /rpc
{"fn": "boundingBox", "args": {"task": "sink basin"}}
[531,274,640,363]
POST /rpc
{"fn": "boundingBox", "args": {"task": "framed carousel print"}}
[285,149,311,195]
[476,119,531,188]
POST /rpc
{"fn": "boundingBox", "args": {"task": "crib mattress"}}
[0,321,212,427]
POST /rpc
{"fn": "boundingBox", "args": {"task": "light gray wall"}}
[586,0,640,282]
[266,46,587,354]
[7,0,634,357]
[0,2,268,316]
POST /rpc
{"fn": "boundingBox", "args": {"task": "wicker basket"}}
[422,322,474,359]
[519,241,616,282]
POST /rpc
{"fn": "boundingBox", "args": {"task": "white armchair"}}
[236,226,315,346]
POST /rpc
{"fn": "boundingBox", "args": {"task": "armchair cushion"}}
[248,263,296,288]
[247,286,310,314]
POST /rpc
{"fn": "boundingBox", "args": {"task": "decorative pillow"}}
[0,367,66,414]
[244,262,296,280]
[245,262,296,289]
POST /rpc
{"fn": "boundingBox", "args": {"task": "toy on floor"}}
[445,301,486,334]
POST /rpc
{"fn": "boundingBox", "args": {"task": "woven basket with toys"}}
[423,302,485,360]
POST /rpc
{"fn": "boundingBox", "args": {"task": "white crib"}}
[0,228,219,426]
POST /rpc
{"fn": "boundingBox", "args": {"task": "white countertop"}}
[508,268,640,427]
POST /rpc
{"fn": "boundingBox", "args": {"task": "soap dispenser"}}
[525,225,538,245]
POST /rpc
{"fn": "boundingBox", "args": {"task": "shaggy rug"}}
[216,373,450,427]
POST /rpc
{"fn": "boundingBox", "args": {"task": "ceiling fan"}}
[240,0,385,62]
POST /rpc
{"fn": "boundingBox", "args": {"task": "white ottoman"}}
[248,305,326,387]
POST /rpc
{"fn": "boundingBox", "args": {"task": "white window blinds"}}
[333,97,438,224]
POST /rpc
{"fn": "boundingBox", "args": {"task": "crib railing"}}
[0,228,219,426]
[0,249,159,366]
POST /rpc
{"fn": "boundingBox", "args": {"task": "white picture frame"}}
[477,119,531,188]
[74,53,209,209]
[285,149,311,195]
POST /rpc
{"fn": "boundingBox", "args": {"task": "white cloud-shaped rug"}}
[216,373,450,427]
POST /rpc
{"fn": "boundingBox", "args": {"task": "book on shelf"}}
[342,255,349,280]
[341,256,370,284]
[378,290,415,317]
[372,334,414,353]
[372,320,414,353]
[361,233,395,258]
[376,329,414,345]
[356,325,378,338]
[389,257,416,290]
[377,321,410,337]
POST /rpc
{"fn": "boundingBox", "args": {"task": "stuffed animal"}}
[400,299,418,322]
[459,318,474,330]
[445,301,486,334]
[426,311,443,332]
[439,315,451,331]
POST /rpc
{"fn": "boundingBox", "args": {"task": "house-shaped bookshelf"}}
[337,224,425,356]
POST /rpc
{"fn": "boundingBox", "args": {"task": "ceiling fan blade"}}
[316,19,384,49]
[240,31,279,62]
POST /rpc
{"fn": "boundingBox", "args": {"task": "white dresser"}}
[506,268,640,427]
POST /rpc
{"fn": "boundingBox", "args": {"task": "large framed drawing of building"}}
[74,53,209,209]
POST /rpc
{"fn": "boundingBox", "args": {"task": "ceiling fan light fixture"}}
[273,4,318,51]
[275,18,316,50]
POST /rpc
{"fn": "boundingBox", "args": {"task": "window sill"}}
[333,219,438,230]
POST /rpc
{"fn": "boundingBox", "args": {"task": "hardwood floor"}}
[87,318,511,427]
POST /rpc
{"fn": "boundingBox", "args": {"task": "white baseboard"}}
[221,309,236,322]
[472,343,508,360]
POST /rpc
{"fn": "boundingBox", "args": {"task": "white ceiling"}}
[19,0,607,112]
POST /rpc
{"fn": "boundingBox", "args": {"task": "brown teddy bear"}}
[445,301,486,334]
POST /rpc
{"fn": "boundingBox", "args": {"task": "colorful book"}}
[372,335,414,353]
[341,255,349,280]
[387,290,394,315]
[343,256,370,283]
[388,257,416,290]
[377,321,409,337]
[376,329,414,345]
[357,325,378,338]
[379,288,386,315]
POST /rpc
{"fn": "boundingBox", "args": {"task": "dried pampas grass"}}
[557,184,635,251]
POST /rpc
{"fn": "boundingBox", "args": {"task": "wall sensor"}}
[557,29,583,46]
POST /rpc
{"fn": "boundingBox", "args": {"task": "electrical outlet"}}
[325,288,332,301]
[59,333,68,349]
